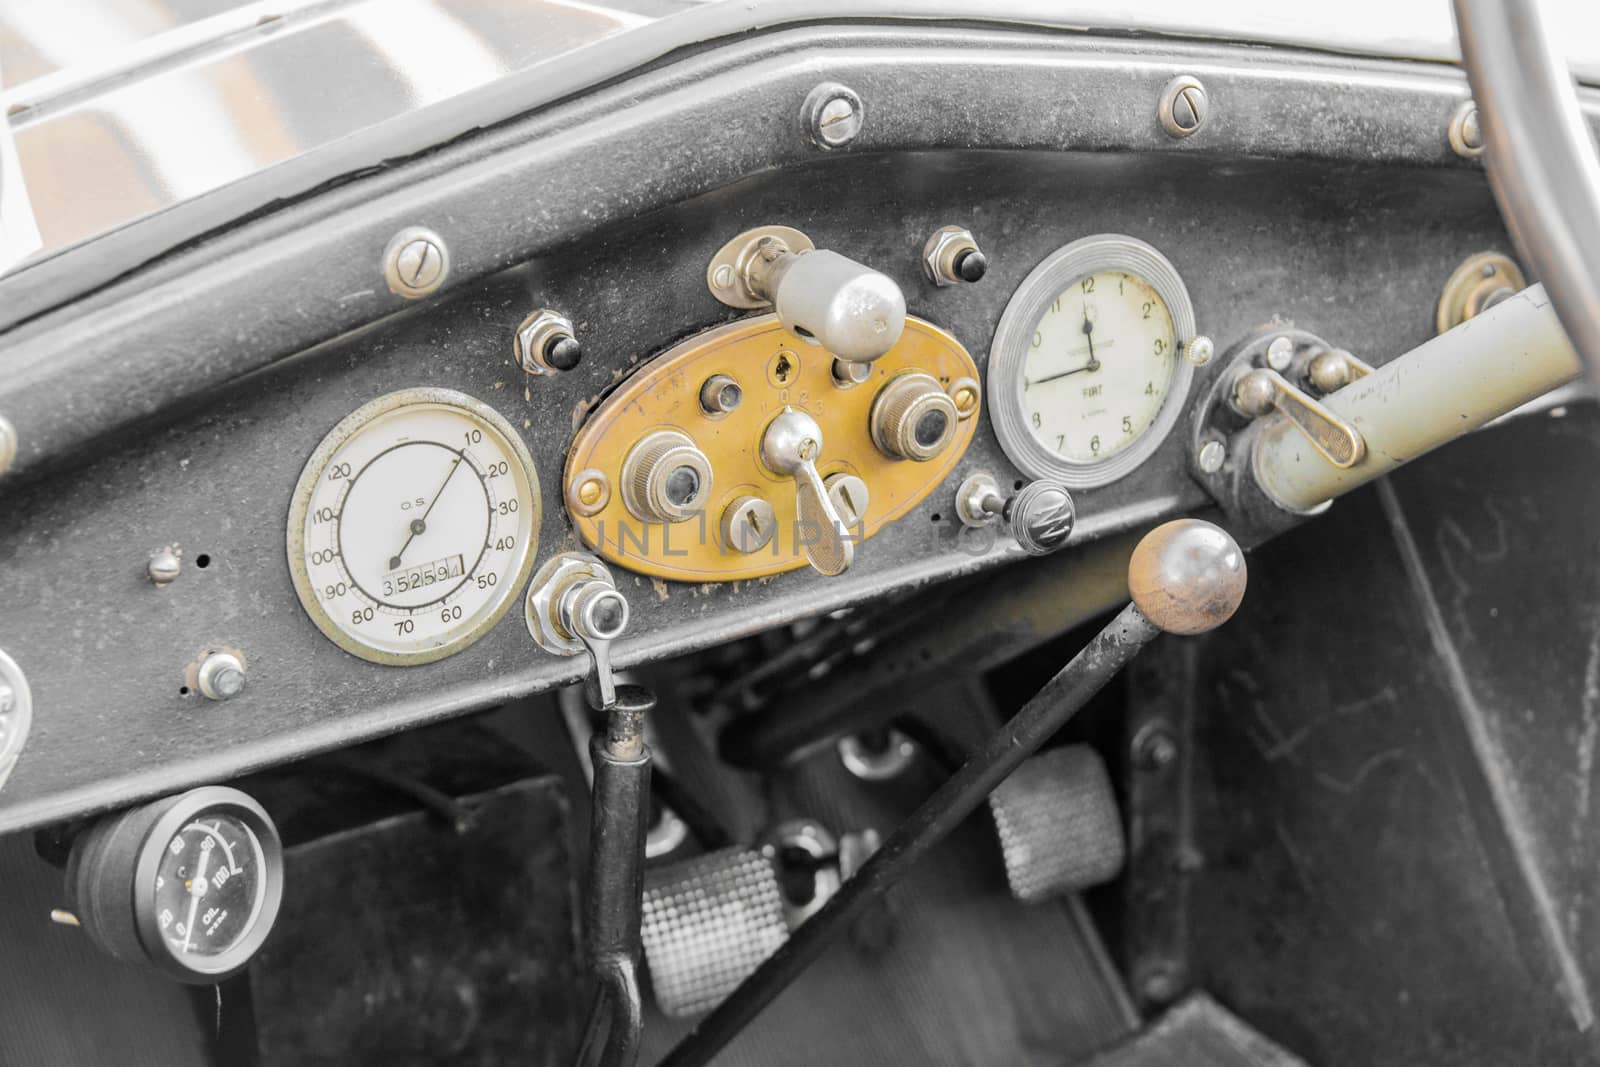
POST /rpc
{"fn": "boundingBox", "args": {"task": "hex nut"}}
[516,309,581,375]
[922,226,983,287]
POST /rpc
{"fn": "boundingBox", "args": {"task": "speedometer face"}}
[1022,270,1177,463]
[989,235,1198,489]
[154,813,264,960]
[287,388,541,665]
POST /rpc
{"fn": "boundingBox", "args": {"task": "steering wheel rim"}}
[1454,0,1600,379]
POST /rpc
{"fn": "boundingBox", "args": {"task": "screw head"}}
[722,496,777,554]
[383,227,449,298]
[1197,438,1226,474]
[802,82,864,149]
[567,468,611,517]
[148,546,182,585]
[0,415,16,476]
[1449,100,1486,158]
[1159,75,1209,137]
[1136,724,1180,770]
[1265,335,1294,372]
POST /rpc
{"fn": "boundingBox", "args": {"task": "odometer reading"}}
[1023,270,1176,463]
[988,235,1199,489]
[287,389,541,665]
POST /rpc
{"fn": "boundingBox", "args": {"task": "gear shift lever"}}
[659,518,1248,1067]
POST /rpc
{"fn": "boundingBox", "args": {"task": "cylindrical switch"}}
[765,250,906,363]
[621,430,714,523]
[870,372,959,462]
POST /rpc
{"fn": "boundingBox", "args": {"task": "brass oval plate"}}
[565,314,980,582]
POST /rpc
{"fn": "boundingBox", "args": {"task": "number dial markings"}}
[287,390,541,665]
[1023,269,1176,464]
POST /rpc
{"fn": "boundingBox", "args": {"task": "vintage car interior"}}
[3,1,1600,1064]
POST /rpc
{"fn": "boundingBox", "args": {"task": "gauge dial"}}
[287,388,542,665]
[154,812,265,960]
[989,236,1198,488]
[1022,270,1176,463]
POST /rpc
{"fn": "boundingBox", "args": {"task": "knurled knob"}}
[870,372,959,462]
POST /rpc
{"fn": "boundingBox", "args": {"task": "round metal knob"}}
[620,429,714,523]
[768,250,906,363]
[870,372,959,462]
[1127,519,1247,635]
[1005,480,1076,555]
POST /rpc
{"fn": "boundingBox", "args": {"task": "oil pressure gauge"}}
[65,786,284,983]
[989,235,1200,488]
[287,388,542,665]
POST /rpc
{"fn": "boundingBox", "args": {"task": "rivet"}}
[948,377,981,419]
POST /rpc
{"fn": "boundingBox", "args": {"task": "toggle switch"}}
[760,408,855,576]
[707,225,906,363]
[1231,366,1365,469]
[525,552,630,709]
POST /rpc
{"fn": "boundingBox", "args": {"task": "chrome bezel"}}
[989,235,1198,488]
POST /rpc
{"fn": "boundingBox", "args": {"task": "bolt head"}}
[148,547,182,585]
[802,82,864,149]
[1265,335,1295,372]
[1128,519,1247,635]
[197,651,246,701]
[383,227,449,298]
[1197,438,1226,474]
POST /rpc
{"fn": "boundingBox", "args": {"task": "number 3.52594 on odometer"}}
[287,388,542,665]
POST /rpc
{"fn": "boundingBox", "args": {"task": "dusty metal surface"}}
[0,143,1510,835]
[1187,405,1600,1063]
[0,27,1543,476]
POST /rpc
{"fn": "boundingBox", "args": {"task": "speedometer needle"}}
[182,844,211,954]
[1081,305,1101,372]
[388,453,464,571]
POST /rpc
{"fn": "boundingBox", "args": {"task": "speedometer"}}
[989,235,1200,488]
[287,388,541,665]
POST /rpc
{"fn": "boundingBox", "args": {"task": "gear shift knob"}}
[1127,518,1247,635]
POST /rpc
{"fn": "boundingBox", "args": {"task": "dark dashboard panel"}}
[0,44,1513,833]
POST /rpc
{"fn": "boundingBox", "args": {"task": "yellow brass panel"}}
[565,314,980,582]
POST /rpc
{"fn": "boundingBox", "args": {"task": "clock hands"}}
[1024,306,1103,389]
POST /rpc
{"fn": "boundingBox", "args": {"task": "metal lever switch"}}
[526,552,630,708]
[708,226,907,363]
[761,407,856,576]
[1231,366,1366,469]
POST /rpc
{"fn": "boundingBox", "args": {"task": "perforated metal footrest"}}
[640,847,789,1018]
[989,744,1126,902]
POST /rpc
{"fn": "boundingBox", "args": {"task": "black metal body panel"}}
[1187,407,1600,1063]
[0,32,1515,835]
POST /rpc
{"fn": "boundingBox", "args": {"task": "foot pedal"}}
[989,745,1125,902]
[640,847,789,1018]
[1082,993,1309,1067]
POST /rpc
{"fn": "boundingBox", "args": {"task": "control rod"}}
[658,518,1248,1067]
[1253,283,1581,512]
